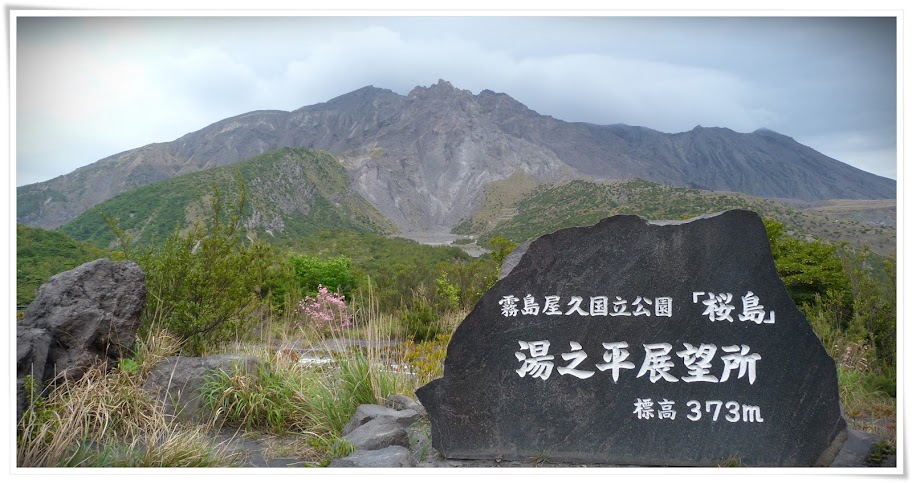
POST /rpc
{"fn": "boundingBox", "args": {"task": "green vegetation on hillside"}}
[457,178,896,256]
[17,151,896,466]
[269,230,483,313]
[82,172,492,354]
[16,224,107,307]
[60,147,395,248]
[17,189,69,220]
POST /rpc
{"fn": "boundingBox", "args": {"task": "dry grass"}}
[17,364,234,467]
[838,367,897,445]
[16,303,238,468]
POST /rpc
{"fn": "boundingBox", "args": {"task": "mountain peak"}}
[408,79,473,98]
[431,78,455,89]
[324,85,394,102]
[753,127,794,141]
[17,81,896,234]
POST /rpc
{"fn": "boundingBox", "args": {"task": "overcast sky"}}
[15,15,898,186]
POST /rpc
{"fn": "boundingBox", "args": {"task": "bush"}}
[400,299,443,343]
[289,255,356,298]
[433,272,460,312]
[434,257,499,309]
[295,285,353,334]
[841,248,896,371]
[764,219,851,314]
[137,177,273,355]
[403,334,451,386]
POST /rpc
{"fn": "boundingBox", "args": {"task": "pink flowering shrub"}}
[296,285,352,332]
[841,340,870,372]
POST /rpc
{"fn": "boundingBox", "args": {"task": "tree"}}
[764,219,851,318]
[489,235,518,267]
[139,174,272,355]
[288,254,356,298]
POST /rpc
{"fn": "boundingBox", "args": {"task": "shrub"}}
[841,248,896,371]
[764,219,851,314]
[433,272,460,312]
[403,333,451,386]
[400,300,442,343]
[489,235,518,267]
[289,254,356,298]
[137,177,273,355]
[295,285,353,333]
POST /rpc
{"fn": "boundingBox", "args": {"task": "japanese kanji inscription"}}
[417,211,847,466]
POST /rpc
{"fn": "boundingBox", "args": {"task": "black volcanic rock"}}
[17,80,895,232]
[17,259,146,421]
[416,210,847,466]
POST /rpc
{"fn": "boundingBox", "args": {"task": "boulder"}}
[15,325,52,421]
[329,445,415,468]
[339,402,423,453]
[21,258,146,382]
[16,259,146,422]
[142,355,258,423]
[344,417,411,451]
[418,211,848,466]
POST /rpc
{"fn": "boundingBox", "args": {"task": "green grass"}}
[837,367,896,443]
[16,224,107,306]
[203,308,417,448]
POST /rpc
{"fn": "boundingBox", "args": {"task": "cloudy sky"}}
[15,14,898,186]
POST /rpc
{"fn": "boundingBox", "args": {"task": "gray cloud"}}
[15,16,897,185]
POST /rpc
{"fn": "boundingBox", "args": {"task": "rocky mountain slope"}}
[18,80,895,235]
[59,148,395,248]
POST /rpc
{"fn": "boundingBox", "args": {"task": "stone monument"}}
[417,210,847,466]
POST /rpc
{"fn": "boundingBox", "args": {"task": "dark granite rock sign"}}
[417,210,847,466]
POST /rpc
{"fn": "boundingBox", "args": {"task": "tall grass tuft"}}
[17,364,233,467]
[204,289,415,441]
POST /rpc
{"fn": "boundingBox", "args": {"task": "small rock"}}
[384,393,427,417]
[344,417,410,451]
[15,325,52,421]
[329,445,415,468]
[342,403,419,435]
[142,354,258,423]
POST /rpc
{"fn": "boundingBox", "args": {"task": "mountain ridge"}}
[59,147,396,248]
[18,79,895,234]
